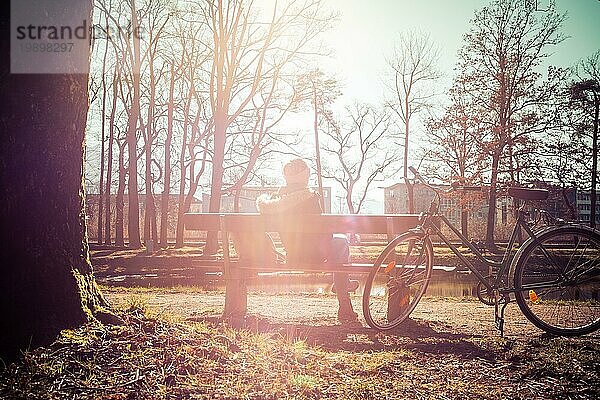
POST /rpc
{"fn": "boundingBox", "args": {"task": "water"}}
[98,269,482,298]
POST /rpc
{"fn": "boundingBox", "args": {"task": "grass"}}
[92,241,485,264]
[100,284,213,295]
[1,289,598,399]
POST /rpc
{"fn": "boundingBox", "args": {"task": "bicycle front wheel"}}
[514,225,600,336]
[363,232,433,330]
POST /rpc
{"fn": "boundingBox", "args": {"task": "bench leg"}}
[333,272,353,315]
[221,226,247,320]
[223,276,247,318]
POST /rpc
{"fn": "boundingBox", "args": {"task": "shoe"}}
[331,280,360,294]
[337,309,358,322]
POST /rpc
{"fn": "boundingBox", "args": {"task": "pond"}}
[98,269,482,298]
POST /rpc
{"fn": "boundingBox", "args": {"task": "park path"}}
[104,290,560,340]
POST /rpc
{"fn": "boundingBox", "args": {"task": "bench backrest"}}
[184,213,419,235]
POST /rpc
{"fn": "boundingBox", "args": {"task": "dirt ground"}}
[104,289,591,341]
[98,288,600,399]
[2,288,598,399]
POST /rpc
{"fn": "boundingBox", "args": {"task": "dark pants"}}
[329,234,355,314]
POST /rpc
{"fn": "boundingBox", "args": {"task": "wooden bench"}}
[183,213,419,318]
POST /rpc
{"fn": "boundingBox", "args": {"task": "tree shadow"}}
[189,314,499,362]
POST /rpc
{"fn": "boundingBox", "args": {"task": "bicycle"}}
[362,167,600,336]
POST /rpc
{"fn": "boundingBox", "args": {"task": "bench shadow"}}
[189,314,499,362]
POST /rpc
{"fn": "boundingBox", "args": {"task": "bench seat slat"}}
[184,213,419,234]
[237,263,375,274]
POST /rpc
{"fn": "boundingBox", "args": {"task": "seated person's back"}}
[256,158,358,322]
[256,160,328,264]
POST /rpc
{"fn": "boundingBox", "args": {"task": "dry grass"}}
[1,289,598,399]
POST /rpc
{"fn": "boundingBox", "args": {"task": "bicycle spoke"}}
[514,226,600,335]
[564,236,584,275]
[569,265,599,285]
[364,234,433,330]
[537,243,568,278]
[568,255,600,282]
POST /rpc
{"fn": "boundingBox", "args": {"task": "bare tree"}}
[174,24,211,247]
[294,69,341,208]
[123,0,143,248]
[322,103,398,214]
[386,30,440,213]
[102,58,125,245]
[174,86,196,246]
[425,80,488,236]
[115,139,128,246]
[160,62,179,247]
[94,0,131,246]
[456,0,566,248]
[139,2,171,248]
[570,51,600,228]
[97,0,177,248]
[227,68,298,212]
[203,0,334,253]
[97,9,111,245]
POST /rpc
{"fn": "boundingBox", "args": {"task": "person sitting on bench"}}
[256,158,359,322]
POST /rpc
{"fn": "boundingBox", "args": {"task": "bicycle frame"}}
[395,168,600,336]
[417,202,542,296]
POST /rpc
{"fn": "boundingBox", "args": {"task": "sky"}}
[84,0,600,213]
[323,0,600,105]
[313,0,600,212]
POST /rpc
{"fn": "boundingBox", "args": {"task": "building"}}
[203,186,332,213]
[383,182,498,240]
[382,181,584,241]
[576,189,600,225]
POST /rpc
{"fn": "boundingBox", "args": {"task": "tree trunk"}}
[205,116,226,254]
[104,70,119,245]
[485,152,500,250]
[180,140,207,238]
[461,206,469,238]
[175,82,194,248]
[346,181,356,214]
[591,93,598,229]
[97,34,109,245]
[405,178,415,214]
[404,96,415,214]
[312,82,325,209]
[143,58,157,249]
[115,143,126,247]
[160,65,176,248]
[174,155,187,248]
[126,0,142,248]
[0,2,117,362]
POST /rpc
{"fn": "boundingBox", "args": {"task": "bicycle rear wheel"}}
[513,225,600,336]
[363,232,433,330]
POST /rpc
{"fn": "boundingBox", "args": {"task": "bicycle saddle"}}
[507,187,549,201]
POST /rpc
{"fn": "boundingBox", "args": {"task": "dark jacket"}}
[256,188,328,264]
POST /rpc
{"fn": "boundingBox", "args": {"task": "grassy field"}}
[1,287,598,399]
